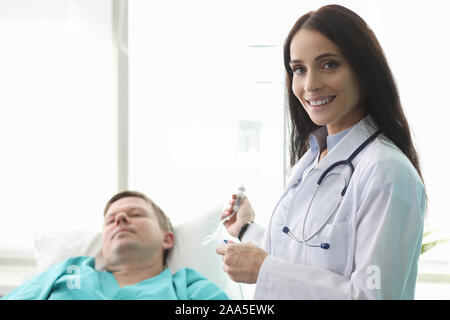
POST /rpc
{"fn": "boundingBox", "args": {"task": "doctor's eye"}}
[323,61,339,70]
[292,65,306,75]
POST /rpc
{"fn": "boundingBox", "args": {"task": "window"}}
[0,0,118,254]
[128,0,287,227]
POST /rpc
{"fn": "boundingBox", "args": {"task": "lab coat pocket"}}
[307,221,352,276]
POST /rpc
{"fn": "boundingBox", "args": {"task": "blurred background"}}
[0,0,448,299]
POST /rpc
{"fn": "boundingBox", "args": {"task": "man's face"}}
[101,197,173,266]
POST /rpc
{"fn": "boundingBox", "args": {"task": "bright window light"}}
[0,0,117,253]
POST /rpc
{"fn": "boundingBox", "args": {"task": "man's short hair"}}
[103,190,173,266]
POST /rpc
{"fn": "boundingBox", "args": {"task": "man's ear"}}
[162,231,174,250]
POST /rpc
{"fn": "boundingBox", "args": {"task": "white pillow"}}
[31,205,243,299]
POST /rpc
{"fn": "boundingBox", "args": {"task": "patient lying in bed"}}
[2,191,229,300]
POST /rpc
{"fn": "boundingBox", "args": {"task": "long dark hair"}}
[283,4,424,184]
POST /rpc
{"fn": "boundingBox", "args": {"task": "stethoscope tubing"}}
[282,130,382,249]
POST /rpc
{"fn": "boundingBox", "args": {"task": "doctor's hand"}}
[221,195,255,238]
[216,242,268,284]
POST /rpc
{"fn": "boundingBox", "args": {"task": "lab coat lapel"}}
[284,149,316,191]
[314,115,379,173]
[261,148,316,253]
[262,115,378,254]
[291,115,379,232]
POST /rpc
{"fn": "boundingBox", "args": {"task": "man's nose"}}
[304,71,322,93]
[115,212,130,225]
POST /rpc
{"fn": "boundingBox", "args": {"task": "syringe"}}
[202,185,247,246]
[223,185,246,223]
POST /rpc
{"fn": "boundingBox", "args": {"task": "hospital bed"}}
[16,205,248,299]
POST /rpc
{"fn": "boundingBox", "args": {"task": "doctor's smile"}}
[305,95,337,110]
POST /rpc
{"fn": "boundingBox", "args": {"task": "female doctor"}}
[216,4,426,299]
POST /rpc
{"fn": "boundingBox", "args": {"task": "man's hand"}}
[216,242,268,284]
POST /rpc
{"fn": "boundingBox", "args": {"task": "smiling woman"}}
[283,6,423,178]
[289,29,364,135]
[216,4,427,300]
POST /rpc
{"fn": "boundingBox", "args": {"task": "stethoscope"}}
[282,130,382,250]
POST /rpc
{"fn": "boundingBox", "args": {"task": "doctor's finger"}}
[221,208,231,219]
[223,217,237,230]
[216,244,229,256]
[221,206,236,219]
[227,194,237,204]
[222,262,233,278]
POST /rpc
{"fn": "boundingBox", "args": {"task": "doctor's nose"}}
[304,71,322,93]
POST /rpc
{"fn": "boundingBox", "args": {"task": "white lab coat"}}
[243,116,426,299]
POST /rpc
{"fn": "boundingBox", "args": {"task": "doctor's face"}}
[102,197,173,266]
[289,29,365,134]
